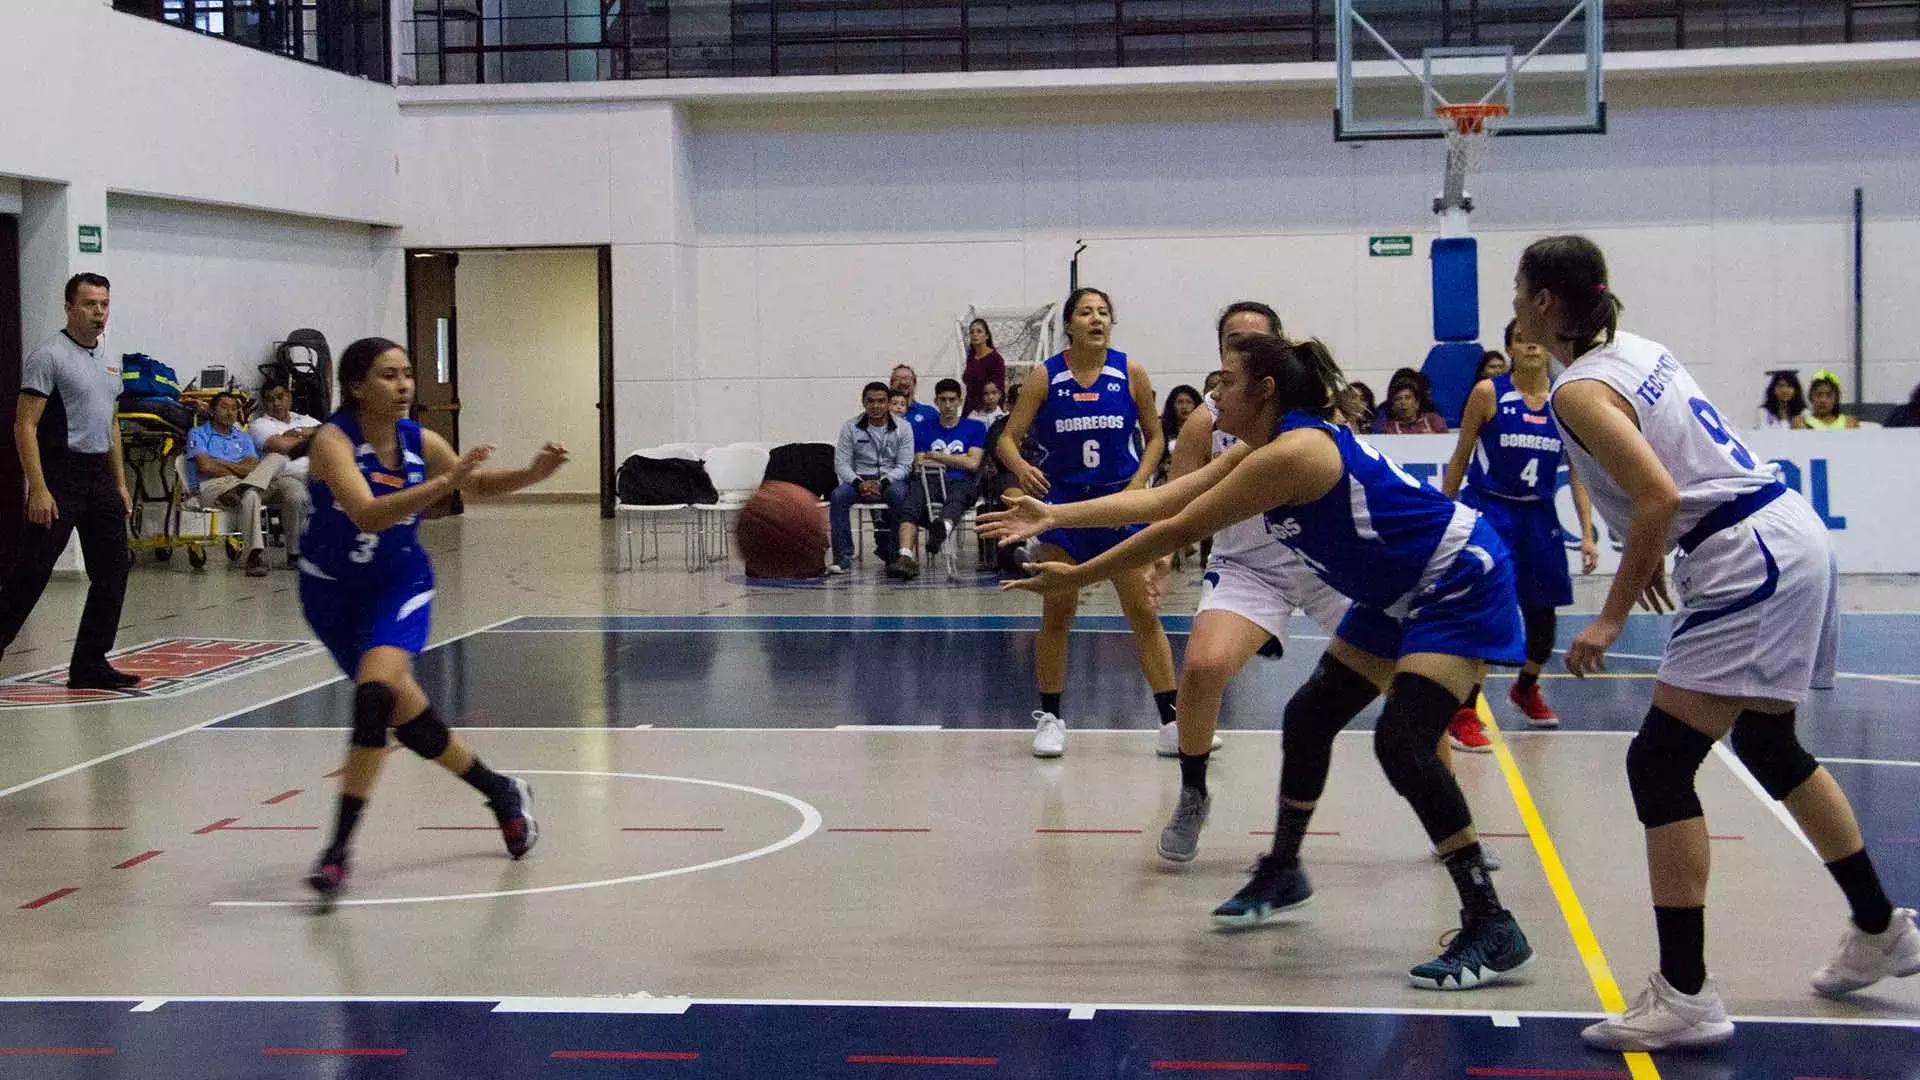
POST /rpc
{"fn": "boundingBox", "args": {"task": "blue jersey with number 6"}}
[1467,373,1564,502]
[1032,349,1140,493]
[300,411,430,581]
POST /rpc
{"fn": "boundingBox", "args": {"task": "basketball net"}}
[1434,102,1506,219]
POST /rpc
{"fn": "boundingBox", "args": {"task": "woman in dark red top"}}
[962,318,1006,416]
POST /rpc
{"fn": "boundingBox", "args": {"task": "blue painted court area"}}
[1,999,1915,1080]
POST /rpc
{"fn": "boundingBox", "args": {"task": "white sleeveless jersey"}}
[1550,331,1776,550]
[1202,394,1284,563]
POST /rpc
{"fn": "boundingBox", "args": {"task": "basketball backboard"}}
[1334,0,1606,141]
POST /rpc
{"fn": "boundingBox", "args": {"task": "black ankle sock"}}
[1464,685,1480,710]
[327,794,365,856]
[1270,803,1314,865]
[1040,692,1062,717]
[1443,845,1505,921]
[1515,671,1539,694]
[1654,905,1708,995]
[1178,751,1209,796]
[460,760,515,805]
[1154,689,1177,727]
[1826,849,1895,934]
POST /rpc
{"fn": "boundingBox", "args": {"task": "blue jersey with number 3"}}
[1032,349,1140,492]
[300,411,430,581]
[1466,374,1564,501]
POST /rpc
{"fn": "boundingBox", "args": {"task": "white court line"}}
[1713,742,1817,856]
[1817,756,1920,768]
[0,616,520,802]
[835,724,941,731]
[1489,1012,1520,1028]
[212,770,821,909]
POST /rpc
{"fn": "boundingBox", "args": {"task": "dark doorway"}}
[0,215,22,571]
[405,250,460,516]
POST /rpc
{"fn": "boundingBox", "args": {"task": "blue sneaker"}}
[1409,909,1533,990]
[1211,856,1312,928]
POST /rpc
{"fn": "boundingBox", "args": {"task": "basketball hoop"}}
[1436,102,1507,175]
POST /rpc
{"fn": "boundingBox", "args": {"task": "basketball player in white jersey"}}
[1513,236,1919,1052]
[1153,302,1350,862]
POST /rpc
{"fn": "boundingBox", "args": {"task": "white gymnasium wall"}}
[453,249,602,493]
[106,196,384,389]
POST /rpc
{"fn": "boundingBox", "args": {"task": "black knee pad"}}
[1625,707,1715,828]
[1522,606,1557,667]
[392,706,451,761]
[1372,672,1473,843]
[351,682,393,749]
[1278,655,1379,803]
[1730,710,1817,800]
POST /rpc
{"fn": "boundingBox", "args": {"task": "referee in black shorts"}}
[0,273,137,689]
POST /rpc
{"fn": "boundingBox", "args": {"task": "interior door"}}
[405,250,461,516]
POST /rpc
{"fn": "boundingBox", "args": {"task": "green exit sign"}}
[1368,234,1413,257]
[77,225,103,254]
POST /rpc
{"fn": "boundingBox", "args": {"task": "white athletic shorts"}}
[1662,490,1838,704]
[1195,549,1350,643]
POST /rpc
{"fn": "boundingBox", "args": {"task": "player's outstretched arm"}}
[1441,379,1495,498]
[979,441,1251,544]
[427,429,569,499]
[311,423,478,534]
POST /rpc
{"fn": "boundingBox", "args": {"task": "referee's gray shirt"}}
[21,332,121,454]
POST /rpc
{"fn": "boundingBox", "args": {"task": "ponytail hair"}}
[1518,235,1624,350]
[1223,331,1346,421]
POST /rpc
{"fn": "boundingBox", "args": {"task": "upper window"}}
[115,0,391,82]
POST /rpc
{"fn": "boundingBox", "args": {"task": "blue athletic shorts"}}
[1462,486,1573,609]
[1037,479,1144,565]
[1332,517,1526,666]
[299,557,436,674]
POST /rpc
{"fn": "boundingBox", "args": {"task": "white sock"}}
[898,547,913,559]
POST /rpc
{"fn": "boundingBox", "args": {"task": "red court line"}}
[1247,831,1341,837]
[1466,1060,1620,1068]
[829,828,932,833]
[223,826,319,831]
[263,789,303,805]
[0,1047,114,1056]
[1036,828,1142,835]
[847,1055,998,1066]
[552,1050,700,1061]
[263,1047,407,1057]
[113,850,165,870]
[18,888,78,910]
[1477,832,1529,839]
[1708,835,1744,841]
[623,827,726,832]
[26,826,125,832]
[1151,1062,1309,1073]
[420,826,498,831]
[194,818,239,835]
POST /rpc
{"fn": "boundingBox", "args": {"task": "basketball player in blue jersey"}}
[1510,237,1917,1051]
[1440,319,1598,749]
[995,287,1176,757]
[302,337,569,900]
[997,332,1534,990]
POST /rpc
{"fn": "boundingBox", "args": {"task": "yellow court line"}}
[1478,698,1663,1080]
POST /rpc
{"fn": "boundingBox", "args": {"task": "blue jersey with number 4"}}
[1467,374,1564,501]
[1262,412,1481,616]
[301,411,430,581]
[1032,349,1139,492]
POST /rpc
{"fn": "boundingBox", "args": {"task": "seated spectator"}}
[828,382,914,576]
[247,380,321,480]
[891,364,939,433]
[1795,371,1860,429]
[1202,370,1222,397]
[188,391,308,576]
[1475,350,1510,382]
[888,388,910,418]
[1156,384,1203,483]
[967,379,1007,427]
[1374,372,1448,434]
[1346,380,1378,431]
[979,382,1041,575]
[961,319,1006,417]
[1884,381,1920,428]
[1757,370,1806,429]
[895,378,985,579]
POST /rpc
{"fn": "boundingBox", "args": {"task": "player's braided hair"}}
[1519,235,1624,351]
[1222,331,1346,422]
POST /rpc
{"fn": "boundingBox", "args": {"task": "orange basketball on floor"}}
[736,481,829,579]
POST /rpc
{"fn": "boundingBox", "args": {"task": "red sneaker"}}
[1509,682,1560,728]
[1447,707,1492,753]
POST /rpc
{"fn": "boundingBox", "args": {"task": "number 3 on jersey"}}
[1689,398,1756,469]
[1082,439,1100,469]
[349,532,380,564]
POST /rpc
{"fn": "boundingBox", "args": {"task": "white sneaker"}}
[1154,722,1224,758]
[1581,972,1734,1052]
[1031,710,1066,758]
[1812,907,1920,996]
